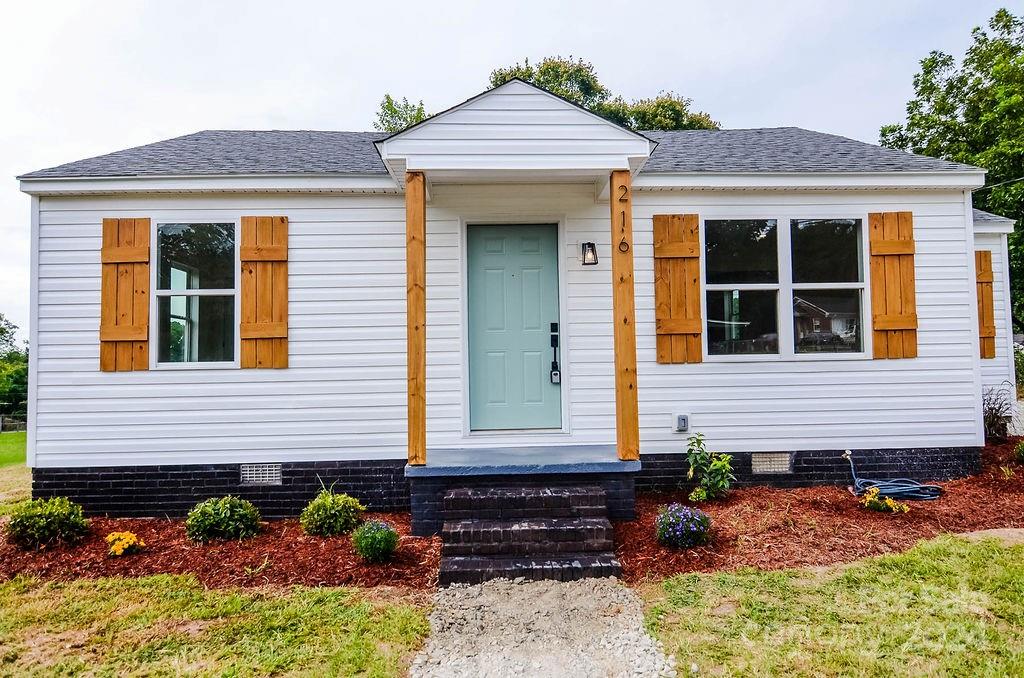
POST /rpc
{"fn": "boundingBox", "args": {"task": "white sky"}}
[0,0,1008,343]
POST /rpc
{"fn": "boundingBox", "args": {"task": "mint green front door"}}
[468,224,561,430]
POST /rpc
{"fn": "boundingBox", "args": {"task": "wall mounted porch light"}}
[581,242,598,266]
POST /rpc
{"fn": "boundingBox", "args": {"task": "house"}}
[17,79,1014,537]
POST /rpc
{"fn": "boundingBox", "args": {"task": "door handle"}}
[550,323,560,384]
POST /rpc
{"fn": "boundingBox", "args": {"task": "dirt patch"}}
[960,528,1024,546]
[0,512,441,590]
[616,438,1024,582]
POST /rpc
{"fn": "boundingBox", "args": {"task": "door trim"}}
[458,216,571,439]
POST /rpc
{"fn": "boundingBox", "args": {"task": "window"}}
[790,219,863,353]
[156,223,236,364]
[704,220,779,354]
[703,217,865,358]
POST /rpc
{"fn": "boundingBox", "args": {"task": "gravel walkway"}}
[410,577,676,678]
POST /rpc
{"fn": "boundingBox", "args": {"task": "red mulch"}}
[0,512,441,590]
[616,438,1024,582]
[3,442,1023,589]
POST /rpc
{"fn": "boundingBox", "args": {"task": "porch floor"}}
[404,444,640,477]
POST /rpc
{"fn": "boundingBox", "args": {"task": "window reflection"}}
[706,290,779,355]
[705,220,778,284]
[794,290,862,353]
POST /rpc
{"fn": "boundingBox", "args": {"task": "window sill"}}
[153,361,239,371]
[703,352,869,364]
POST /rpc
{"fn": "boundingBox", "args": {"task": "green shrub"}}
[1014,440,1024,463]
[352,520,399,563]
[655,503,711,548]
[300,490,366,536]
[686,433,734,502]
[5,497,89,550]
[185,496,261,543]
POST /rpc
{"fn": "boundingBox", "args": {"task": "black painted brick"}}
[32,460,409,519]
[409,474,636,536]
[636,447,981,492]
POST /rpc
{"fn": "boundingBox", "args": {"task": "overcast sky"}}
[0,0,1009,342]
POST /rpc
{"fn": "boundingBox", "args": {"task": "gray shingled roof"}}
[973,208,1017,226]
[19,127,979,179]
[19,130,389,179]
[641,128,978,173]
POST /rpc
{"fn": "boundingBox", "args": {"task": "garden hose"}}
[842,450,943,501]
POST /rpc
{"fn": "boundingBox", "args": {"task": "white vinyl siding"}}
[975,231,1016,395]
[32,186,983,468]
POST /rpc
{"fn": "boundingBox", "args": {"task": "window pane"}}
[705,219,778,284]
[793,290,862,353]
[158,223,235,290]
[706,290,778,355]
[158,295,234,363]
[791,219,862,283]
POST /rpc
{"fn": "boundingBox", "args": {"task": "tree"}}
[881,8,1024,328]
[0,313,27,418]
[375,56,719,133]
[373,94,428,133]
[489,56,719,131]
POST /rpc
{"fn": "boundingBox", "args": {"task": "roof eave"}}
[633,170,987,191]
[19,173,399,196]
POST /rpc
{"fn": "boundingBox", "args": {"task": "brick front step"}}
[442,486,607,519]
[441,517,614,556]
[438,552,622,586]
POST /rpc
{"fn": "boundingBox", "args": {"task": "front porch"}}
[405,445,640,536]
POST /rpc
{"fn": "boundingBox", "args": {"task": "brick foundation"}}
[31,446,980,521]
[32,460,408,519]
[637,446,982,492]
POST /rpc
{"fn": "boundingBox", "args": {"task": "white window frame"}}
[150,219,241,370]
[701,214,870,362]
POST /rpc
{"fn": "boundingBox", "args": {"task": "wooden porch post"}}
[406,171,427,465]
[610,170,640,460]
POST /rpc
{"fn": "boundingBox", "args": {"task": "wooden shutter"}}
[100,218,150,371]
[868,211,918,359]
[653,214,702,364]
[976,250,996,359]
[240,216,288,368]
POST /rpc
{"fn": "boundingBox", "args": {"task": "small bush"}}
[655,503,711,549]
[185,496,261,543]
[106,531,145,557]
[4,497,89,550]
[1014,440,1024,463]
[686,433,734,502]
[859,487,910,514]
[352,520,399,562]
[982,384,1014,441]
[300,490,366,536]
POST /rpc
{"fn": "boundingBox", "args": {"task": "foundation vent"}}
[750,452,793,475]
[240,463,283,486]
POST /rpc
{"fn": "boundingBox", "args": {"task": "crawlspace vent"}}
[240,463,283,485]
[750,452,793,474]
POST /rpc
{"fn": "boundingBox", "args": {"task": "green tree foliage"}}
[373,94,428,133]
[881,9,1024,327]
[489,56,719,131]
[0,313,27,418]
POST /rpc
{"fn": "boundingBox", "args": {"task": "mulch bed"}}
[615,438,1024,582]
[0,512,441,590]
[2,441,1023,589]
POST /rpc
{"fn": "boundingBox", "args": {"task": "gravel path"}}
[410,577,676,678]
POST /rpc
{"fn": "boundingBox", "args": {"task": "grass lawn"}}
[0,432,29,516]
[0,431,26,466]
[643,535,1024,676]
[0,575,428,676]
